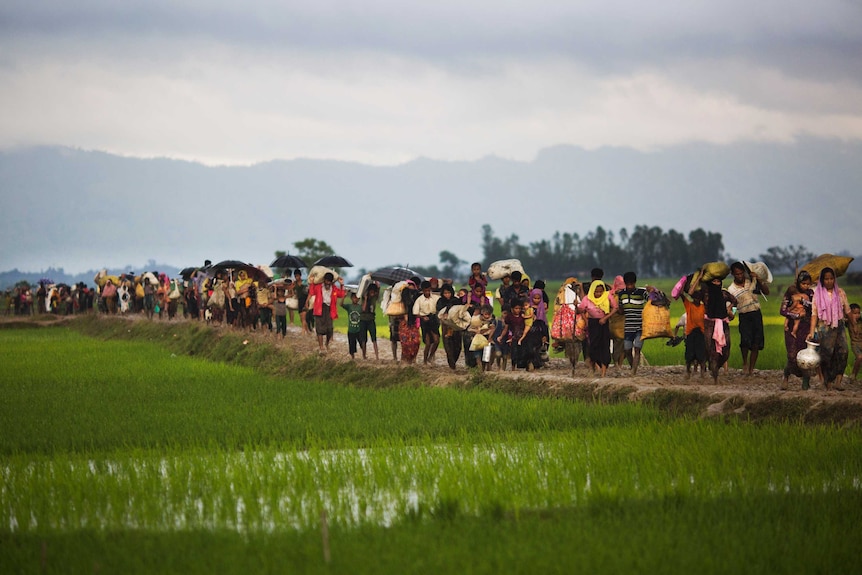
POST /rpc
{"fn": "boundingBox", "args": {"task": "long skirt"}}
[784,316,813,379]
[704,318,730,378]
[815,321,848,385]
[399,317,421,362]
[587,318,611,368]
[517,322,546,369]
[442,329,462,369]
[685,329,706,364]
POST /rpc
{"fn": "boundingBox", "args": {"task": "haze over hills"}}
[1,137,860,286]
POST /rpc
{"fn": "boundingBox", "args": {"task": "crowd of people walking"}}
[5,257,860,391]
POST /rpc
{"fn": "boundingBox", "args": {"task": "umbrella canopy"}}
[212,259,248,270]
[370,266,423,285]
[211,260,270,283]
[256,264,274,279]
[271,254,308,269]
[313,255,353,268]
[801,254,854,280]
[179,266,201,280]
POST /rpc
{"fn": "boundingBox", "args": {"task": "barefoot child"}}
[783,284,810,337]
[467,262,488,291]
[682,290,707,379]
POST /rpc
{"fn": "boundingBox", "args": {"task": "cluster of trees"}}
[392,226,835,281]
[279,230,842,284]
[475,224,727,278]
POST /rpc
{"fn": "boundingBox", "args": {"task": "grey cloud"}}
[3,1,860,83]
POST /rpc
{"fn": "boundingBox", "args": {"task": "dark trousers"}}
[259,307,273,331]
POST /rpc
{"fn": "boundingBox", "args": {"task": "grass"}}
[2,322,861,574]
[0,328,657,454]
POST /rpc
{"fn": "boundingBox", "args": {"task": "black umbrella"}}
[370,266,423,285]
[179,267,200,280]
[212,259,248,270]
[211,260,269,282]
[313,255,353,268]
[271,254,308,269]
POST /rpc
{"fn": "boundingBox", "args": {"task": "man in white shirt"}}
[413,280,441,364]
[727,262,770,376]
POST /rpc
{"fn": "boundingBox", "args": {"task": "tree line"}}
[477,224,727,278]
[412,225,826,281]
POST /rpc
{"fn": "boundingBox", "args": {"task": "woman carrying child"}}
[520,288,549,370]
[467,304,497,371]
[577,280,618,377]
[780,271,814,390]
[498,300,527,370]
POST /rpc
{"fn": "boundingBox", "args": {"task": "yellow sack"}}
[469,334,489,351]
[701,261,730,282]
[609,313,625,339]
[641,301,673,340]
[801,254,854,279]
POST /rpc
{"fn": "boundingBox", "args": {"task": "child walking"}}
[274,288,288,338]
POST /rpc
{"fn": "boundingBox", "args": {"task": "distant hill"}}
[1,137,861,282]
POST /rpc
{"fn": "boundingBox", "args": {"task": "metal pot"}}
[796,340,821,370]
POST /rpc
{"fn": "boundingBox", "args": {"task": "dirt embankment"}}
[6,313,862,426]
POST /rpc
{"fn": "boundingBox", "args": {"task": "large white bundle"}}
[118,285,131,313]
[438,304,472,330]
[356,273,373,298]
[487,259,524,280]
[379,287,392,313]
[390,281,407,302]
[307,265,339,284]
[742,261,773,285]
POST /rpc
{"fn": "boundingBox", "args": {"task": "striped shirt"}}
[727,279,761,314]
[617,288,649,334]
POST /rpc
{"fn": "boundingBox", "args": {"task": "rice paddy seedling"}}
[2,322,861,574]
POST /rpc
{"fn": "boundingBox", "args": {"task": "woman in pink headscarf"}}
[808,267,856,391]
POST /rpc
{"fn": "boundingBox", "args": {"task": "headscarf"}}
[705,281,727,319]
[529,288,548,323]
[814,268,843,328]
[611,275,626,305]
[587,280,610,313]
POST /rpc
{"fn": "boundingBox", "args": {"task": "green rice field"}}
[1,321,861,574]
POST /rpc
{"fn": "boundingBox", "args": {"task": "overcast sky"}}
[1,1,861,277]
[2,0,861,166]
